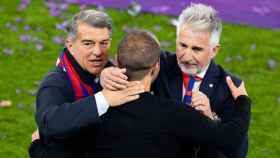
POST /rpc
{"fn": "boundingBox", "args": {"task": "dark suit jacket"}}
[152,51,248,158]
[30,50,107,158]
[91,92,250,158]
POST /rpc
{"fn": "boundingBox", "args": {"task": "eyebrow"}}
[179,41,204,51]
[192,46,203,51]
[81,40,93,43]
[100,39,110,42]
[81,39,110,43]
[179,42,187,47]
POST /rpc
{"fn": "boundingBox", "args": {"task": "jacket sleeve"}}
[35,72,100,139]
[166,95,251,151]
[152,51,177,97]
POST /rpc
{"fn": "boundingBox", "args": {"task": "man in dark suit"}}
[29,9,143,158]
[91,30,250,158]
[100,3,249,158]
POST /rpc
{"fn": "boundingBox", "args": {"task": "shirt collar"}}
[196,63,210,79]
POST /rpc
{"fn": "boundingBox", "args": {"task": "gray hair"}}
[67,9,112,39]
[177,3,222,47]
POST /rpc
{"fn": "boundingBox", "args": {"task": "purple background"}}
[66,0,280,29]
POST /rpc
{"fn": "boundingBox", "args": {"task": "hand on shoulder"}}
[226,76,248,99]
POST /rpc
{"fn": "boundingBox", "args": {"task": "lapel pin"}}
[209,84,214,88]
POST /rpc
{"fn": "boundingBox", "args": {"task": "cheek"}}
[82,52,91,63]
[101,48,109,57]
[176,49,186,59]
[196,54,210,67]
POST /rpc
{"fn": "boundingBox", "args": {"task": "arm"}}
[36,85,100,138]
[36,74,143,139]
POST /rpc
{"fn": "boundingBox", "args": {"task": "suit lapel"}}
[169,62,183,102]
[199,61,221,101]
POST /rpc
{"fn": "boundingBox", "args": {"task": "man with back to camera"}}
[90,29,251,158]
[101,3,249,158]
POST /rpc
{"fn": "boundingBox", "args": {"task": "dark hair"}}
[117,30,160,81]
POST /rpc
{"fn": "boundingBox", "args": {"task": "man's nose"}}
[91,45,102,56]
[179,49,193,61]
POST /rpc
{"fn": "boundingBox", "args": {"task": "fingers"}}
[226,76,236,92]
[190,91,212,119]
[191,91,207,106]
[238,81,248,96]
[108,68,129,89]
[101,67,129,90]
[192,104,213,119]
[119,68,127,77]
[240,82,247,94]
[111,68,128,80]
[226,76,238,99]
[226,76,248,99]
[31,129,40,142]
[127,81,141,87]
[103,82,118,91]
[107,77,128,90]
[194,105,206,112]
[191,98,207,108]
[110,75,130,86]
[191,99,201,107]
[120,95,140,104]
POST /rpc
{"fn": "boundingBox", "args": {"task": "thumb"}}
[192,89,199,94]
[120,68,126,73]
[226,76,236,92]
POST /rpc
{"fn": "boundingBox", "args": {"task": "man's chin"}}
[179,66,199,76]
[87,67,102,76]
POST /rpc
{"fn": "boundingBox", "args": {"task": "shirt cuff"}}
[95,92,110,116]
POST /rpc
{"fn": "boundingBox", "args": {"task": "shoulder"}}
[160,50,177,64]
[217,63,242,87]
[37,67,74,100]
[159,50,180,73]
[209,61,242,87]
[40,67,70,89]
[157,95,183,109]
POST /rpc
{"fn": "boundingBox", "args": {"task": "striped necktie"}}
[182,73,202,104]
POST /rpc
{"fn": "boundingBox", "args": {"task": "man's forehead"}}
[77,27,110,42]
[178,28,210,45]
[180,28,210,38]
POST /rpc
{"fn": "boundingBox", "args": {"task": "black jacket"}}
[91,92,251,158]
[30,50,108,158]
[152,51,249,158]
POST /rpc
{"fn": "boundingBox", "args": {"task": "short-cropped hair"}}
[117,30,160,81]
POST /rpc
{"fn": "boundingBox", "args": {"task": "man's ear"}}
[155,60,160,70]
[65,37,73,51]
[151,60,160,76]
[211,45,220,58]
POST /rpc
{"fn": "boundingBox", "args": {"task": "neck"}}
[138,75,152,92]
